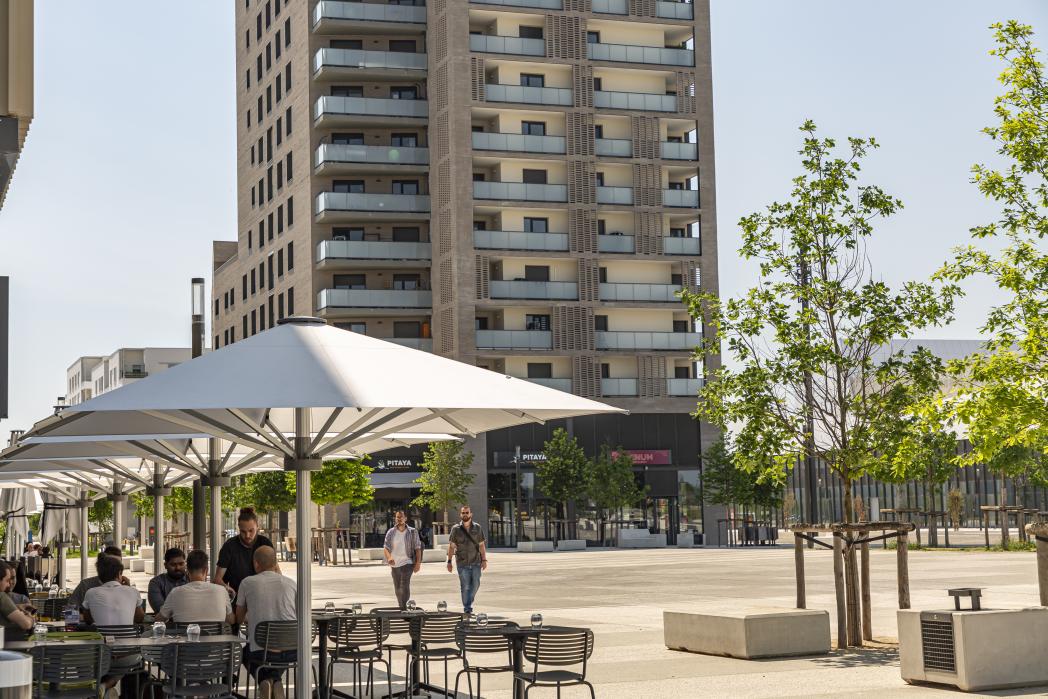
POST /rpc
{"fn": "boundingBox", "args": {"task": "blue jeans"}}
[457,564,482,613]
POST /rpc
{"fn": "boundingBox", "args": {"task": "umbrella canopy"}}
[0,488,29,558]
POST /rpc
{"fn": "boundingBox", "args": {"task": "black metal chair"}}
[28,642,113,699]
[408,613,466,699]
[516,627,595,699]
[327,614,391,699]
[159,640,242,699]
[40,596,70,621]
[247,620,317,699]
[95,624,147,698]
[452,620,516,699]
[369,607,415,687]
[171,622,233,636]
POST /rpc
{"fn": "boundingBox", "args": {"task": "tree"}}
[537,428,590,527]
[242,471,296,514]
[413,441,475,527]
[285,458,375,521]
[682,121,957,525]
[587,447,647,543]
[702,438,783,521]
[89,499,113,540]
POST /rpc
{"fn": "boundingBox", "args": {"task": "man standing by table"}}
[214,508,274,599]
[383,510,422,609]
[147,547,188,612]
[447,505,488,615]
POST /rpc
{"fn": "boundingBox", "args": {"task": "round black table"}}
[312,609,354,699]
[373,609,460,699]
[465,624,547,699]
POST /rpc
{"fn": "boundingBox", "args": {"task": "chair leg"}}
[443,658,449,699]
[584,680,596,699]
[475,670,480,699]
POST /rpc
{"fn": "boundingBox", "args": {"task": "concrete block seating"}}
[517,541,555,552]
[355,548,386,561]
[130,559,145,572]
[677,533,698,548]
[556,539,586,551]
[617,529,667,548]
[434,534,450,546]
[421,549,445,562]
[143,560,156,576]
[121,556,133,569]
[139,546,154,561]
[664,607,831,659]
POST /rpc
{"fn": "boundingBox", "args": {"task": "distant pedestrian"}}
[447,506,488,614]
[383,510,422,609]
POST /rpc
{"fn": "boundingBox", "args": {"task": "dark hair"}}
[0,560,11,579]
[186,550,209,574]
[164,547,185,563]
[238,507,258,523]
[102,545,122,558]
[96,555,124,583]
[12,561,27,596]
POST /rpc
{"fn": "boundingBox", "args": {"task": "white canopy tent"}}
[21,317,625,692]
[0,487,30,559]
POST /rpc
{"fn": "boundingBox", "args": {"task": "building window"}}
[275,31,282,58]
[392,274,421,290]
[256,55,262,81]
[388,39,416,53]
[287,287,294,315]
[332,85,364,97]
[256,13,262,40]
[268,254,275,288]
[390,86,417,100]
[286,152,293,181]
[521,121,546,136]
[266,85,272,113]
[519,25,543,39]
[333,227,364,241]
[595,172,605,186]
[265,1,271,28]
[594,315,608,331]
[673,320,689,332]
[243,315,248,338]
[258,220,265,247]
[522,169,548,184]
[475,317,489,330]
[242,275,248,301]
[285,61,291,90]
[586,31,600,44]
[285,107,292,135]
[287,242,294,270]
[593,77,603,91]
[251,269,257,294]
[277,249,284,276]
[524,265,550,282]
[519,73,544,87]
[277,204,284,232]
[333,132,365,145]
[525,314,550,331]
[266,128,273,160]
[278,293,285,320]
[259,305,265,331]
[267,212,274,241]
[246,68,251,89]
[276,74,283,102]
[394,321,421,338]
[331,39,363,50]
[265,43,272,71]
[599,267,608,283]
[392,180,419,195]
[277,161,283,189]
[390,133,418,147]
[287,196,294,225]
[215,334,220,349]
[601,363,610,379]
[523,217,548,233]
[268,296,275,328]
[338,322,366,334]
[334,274,366,289]
[392,227,420,242]
[284,18,290,46]
[527,363,553,379]
[248,230,253,249]
[593,124,604,139]
[214,298,220,316]
[334,180,365,193]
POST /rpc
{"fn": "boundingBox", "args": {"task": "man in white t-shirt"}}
[235,546,296,699]
[383,510,422,610]
[83,555,144,627]
[156,550,234,625]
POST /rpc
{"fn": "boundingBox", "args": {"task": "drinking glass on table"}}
[531,613,543,629]
[33,623,47,643]
[324,601,335,613]
[406,599,417,611]
[351,603,362,615]
[476,613,488,627]
[436,601,447,613]
[152,621,167,639]
[186,624,201,642]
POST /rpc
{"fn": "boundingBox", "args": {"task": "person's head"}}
[13,560,27,595]
[252,545,277,574]
[23,543,31,553]
[164,548,187,579]
[394,510,407,528]
[32,544,41,552]
[0,561,13,592]
[96,554,124,584]
[185,550,209,581]
[237,508,260,547]
[102,545,122,559]
[460,505,472,524]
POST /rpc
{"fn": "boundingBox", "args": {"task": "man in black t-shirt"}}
[214,508,274,596]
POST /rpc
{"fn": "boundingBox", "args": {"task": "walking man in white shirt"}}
[155,550,234,625]
[382,510,422,610]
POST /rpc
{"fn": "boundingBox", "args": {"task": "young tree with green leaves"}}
[537,428,590,528]
[413,441,475,528]
[702,438,784,521]
[587,447,647,544]
[287,459,375,561]
[89,499,113,540]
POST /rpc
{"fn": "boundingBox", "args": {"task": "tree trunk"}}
[925,465,938,548]
[842,475,854,523]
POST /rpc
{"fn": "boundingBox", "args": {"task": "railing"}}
[587,43,694,67]
[661,141,698,160]
[597,234,635,253]
[469,35,545,56]
[471,132,566,154]
[315,143,429,167]
[595,331,701,350]
[596,186,633,205]
[120,370,148,379]
[595,138,632,157]
[489,280,578,300]
[591,0,627,13]
[601,378,638,396]
[317,240,431,261]
[387,338,434,352]
[474,181,568,202]
[316,192,431,214]
[525,377,573,391]
[314,1,427,25]
[663,189,700,207]
[315,96,429,119]
[484,84,573,106]
[472,0,562,8]
[594,90,677,112]
[473,230,569,251]
[599,283,683,302]
[314,48,427,73]
[667,377,703,395]
[662,236,700,255]
[656,0,694,19]
[475,330,553,350]
[318,288,433,309]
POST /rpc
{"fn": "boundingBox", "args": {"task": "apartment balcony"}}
[595,138,631,157]
[473,230,569,251]
[317,288,433,311]
[601,378,638,396]
[316,240,431,268]
[387,338,434,352]
[594,90,677,112]
[314,48,427,81]
[314,96,429,127]
[661,141,697,160]
[596,186,633,205]
[667,377,703,396]
[489,280,578,300]
[597,234,634,253]
[120,370,149,379]
[472,0,562,8]
[663,189,699,208]
[484,84,573,107]
[525,377,573,391]
[657,0,695,20]
[473,181,568,203]
[475,329,553,350]
[662,236,700,255]
[313,1,427,31]
[591,0,627,14]
[595,331,701,351]
[587,43,694,67]
[599,283,683,302]
[471,132,566,155]
[469,35,545,57]
[315,192,431,222]
[314,143,429,175]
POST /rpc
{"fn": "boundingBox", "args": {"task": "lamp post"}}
[190,278,208,553]
[514,446,523,545]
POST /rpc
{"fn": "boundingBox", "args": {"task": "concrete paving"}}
[115,546,1044,698]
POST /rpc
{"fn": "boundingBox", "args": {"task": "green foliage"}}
[289,459,375,508]
[946,489,965,529]
[587,447,646,519]
[241,471,296,513]
[128,492,154,520]
[89,499,113,536]
[682,121,957,521]
[412,441,475,525]
[701,438,783,512]
[537,428,590,512]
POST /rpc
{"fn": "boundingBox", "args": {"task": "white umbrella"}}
[23,317,625,692]
[0,488,30,559]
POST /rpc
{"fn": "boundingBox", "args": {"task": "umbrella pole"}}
[79,492,89,581]
[111,482,126,555]
[153,463,165,576]
[207,440,223,578]
[292,407,315,697]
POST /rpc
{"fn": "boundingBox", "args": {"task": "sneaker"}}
[257,678,273,699]
[272,679,286,699]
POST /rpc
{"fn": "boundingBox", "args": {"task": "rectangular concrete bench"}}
[421,549,445,562]
[664,607,830,659]
[556,539,586,551]
[143,560,156,576]
[355,548,386,561]
[130,559,145,572]
[618,530,667,548]
[677,533,699,548]
[517,541,555,552]
[139,546,153,561]
[434,534,450,547]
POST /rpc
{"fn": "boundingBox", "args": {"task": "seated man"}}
[0,561,34,641]
[68,545,125,610]
[236,546,296,699]
[82,555,144,627]
[156,550,234,625]
[147,547,188,613]
[0,561,31,609]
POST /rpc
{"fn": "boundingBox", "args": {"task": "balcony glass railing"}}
[587,43,694,67]
[661,141,698,160]
[485,84,573,106]
[469,35,546,56]
[315,143,429,167]
[591,0,627,14]
[471,132,566,154]
[317,240,431,261]
[314,48,427,73]
[599,283,683,302]
[663,189,699,207]
[601,378,638,396]
[318,289,433,309]
[596,331,701,350]
[594,90,677,112]
[597,234,635,253]
[314,1,427,25]
[315,96,429,119]
[316,192,431,214]
[526,377,573,391]
[662,236,700,255]
[475,330,553,350]
[473,0,562,8]
[596,186,633,205]
[667,377,703,395]
[473,230,569,251]
[489,280,578,300]
[595,138,631,157]
[473,181,568,202]
[387,338,434,352]
[656,0,694,19]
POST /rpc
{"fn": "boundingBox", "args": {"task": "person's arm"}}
[446,539,457,572]
[223,595,236,625]
[383,529,395,566]
[7,608,33,632]
[235,600,248,625]
[81,595,93,625]
[155,593,173,623]
[234,580,249,625]
[147,578,164,613]
[479,541,488,571]
[412,530,422,573]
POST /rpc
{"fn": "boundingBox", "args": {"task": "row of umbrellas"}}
[0,316,623,691]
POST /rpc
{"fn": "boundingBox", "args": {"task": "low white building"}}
[65,347,192,405]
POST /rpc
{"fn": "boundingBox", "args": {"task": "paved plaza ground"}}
[116,545,1044,698]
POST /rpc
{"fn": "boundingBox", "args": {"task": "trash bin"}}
[0,650,32,698]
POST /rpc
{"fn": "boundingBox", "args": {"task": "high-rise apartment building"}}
[0,0,33,210]
[214,0,721,544]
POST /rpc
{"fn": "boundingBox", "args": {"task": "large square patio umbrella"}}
[21,317,625,692]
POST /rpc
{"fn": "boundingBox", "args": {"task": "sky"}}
[1,0,1046,432]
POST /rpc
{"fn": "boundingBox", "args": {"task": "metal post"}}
[208,440,225,578]
[153,463,165,576]
[292,407,314,697]
[514,445,522,546]
[79,491,89,581]
[191,278,208,553]
[111,482,126,553]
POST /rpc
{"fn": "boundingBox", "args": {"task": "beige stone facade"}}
[0,0,34,210]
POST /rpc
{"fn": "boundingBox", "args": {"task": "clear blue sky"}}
[0,0,1044,432]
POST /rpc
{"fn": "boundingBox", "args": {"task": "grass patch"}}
[884,540,1037,552]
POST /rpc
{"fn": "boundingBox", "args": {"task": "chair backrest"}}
[330,614,388,651]
[173,621,232,636]
[161,641,242,688]
[30,643,112,689]
[455,620,515,655]
[42,597,70,620]
[418,612,464,645]
[255,620,315,654]
[95,624,141,638]
[524,628,594,669]
[370,607,412,636]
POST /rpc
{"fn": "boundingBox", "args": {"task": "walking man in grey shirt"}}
[447,506,488,614]
[383,510,422,609]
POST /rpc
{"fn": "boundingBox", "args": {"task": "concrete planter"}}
[143,560,156,576]
[130,559,145,572]
[434,534,450,546]
[676,532,698,548]
[664,607,830,659]
[556,539,586,551]
[517,541,555,552]
[617,529,667,548]
[139,546,154,561]
[355,548,386,561]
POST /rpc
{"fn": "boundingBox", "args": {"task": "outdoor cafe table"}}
[466,623,549,699]
[373,608,458,699]
[6,633,243,651]
[313,610,349,699]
